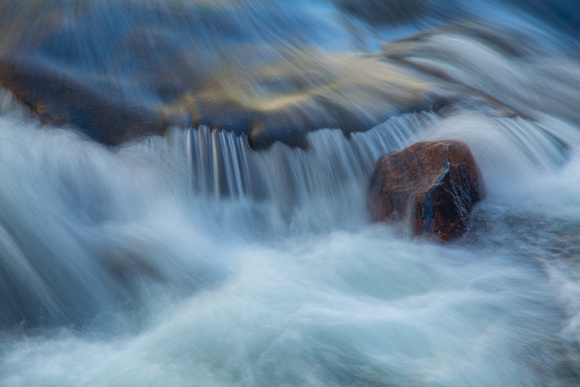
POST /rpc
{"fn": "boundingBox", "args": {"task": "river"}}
[0,1,579,386]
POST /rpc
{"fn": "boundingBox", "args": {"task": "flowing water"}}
[1,1,580,386]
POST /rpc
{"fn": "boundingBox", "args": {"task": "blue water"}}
[0,1,579,385]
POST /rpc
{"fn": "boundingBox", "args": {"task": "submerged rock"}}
[0,0,448,149]
[0,1,527,149]
[368,140,484,241]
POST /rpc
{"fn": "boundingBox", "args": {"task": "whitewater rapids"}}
[1,99,579,385]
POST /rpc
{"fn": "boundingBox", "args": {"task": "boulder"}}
[0,1,445,149]
[368,140,484,241]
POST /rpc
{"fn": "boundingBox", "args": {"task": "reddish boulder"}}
[368,140,484,241]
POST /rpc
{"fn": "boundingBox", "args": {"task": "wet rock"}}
[0,1,446,149]
[368,140,484,241]
[0,0,534,152]
[0,59,164,145]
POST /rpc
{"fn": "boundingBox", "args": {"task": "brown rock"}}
[368,140,484,241]
[0,59,164,146]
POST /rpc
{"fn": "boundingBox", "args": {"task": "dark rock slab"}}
[0,59,164,145]
[368,140,484,241]
[0,0,453,149]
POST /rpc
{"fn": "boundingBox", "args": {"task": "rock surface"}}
[368,140,484,241]
[0,0,448,149]
[0,2,523,150]
[0,60,164,145]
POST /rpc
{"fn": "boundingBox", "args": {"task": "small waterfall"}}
[142,108,573,220]
[148,112,434,199]
[0,88,25,117]
[139,112,436,232]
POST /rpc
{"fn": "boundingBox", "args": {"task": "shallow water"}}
[1,1,580,386]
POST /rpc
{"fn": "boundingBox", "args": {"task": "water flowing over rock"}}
[1,1,580,385]
[368,140,484,241]
[0,0,442,148]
